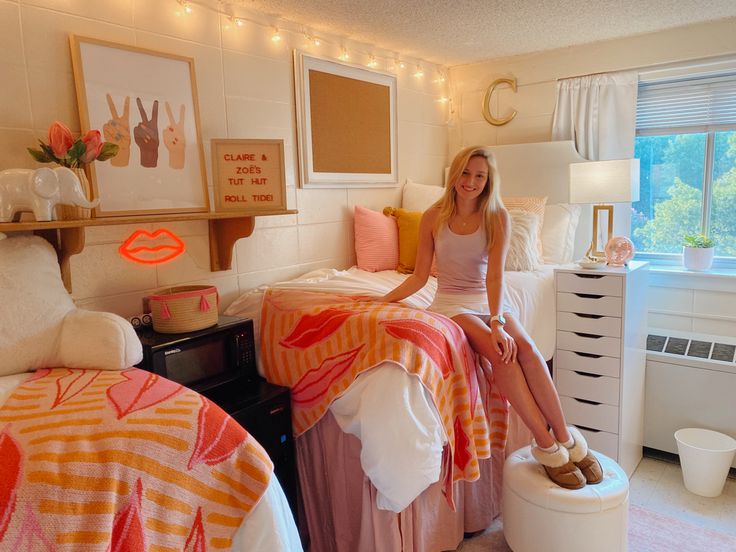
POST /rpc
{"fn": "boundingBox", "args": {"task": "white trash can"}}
[674,428,736,497]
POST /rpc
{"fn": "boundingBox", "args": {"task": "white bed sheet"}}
[0,373,302,552]
[226,265,557,362]
[224,265,558,512]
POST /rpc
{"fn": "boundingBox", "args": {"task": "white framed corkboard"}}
[293,50,397,188]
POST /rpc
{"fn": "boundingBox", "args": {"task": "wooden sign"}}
[211,138,286,212]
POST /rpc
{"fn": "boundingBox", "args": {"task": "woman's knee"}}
[514,335,537,361]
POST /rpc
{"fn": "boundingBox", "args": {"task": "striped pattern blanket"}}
[0,367,272,551]
[259,289,510,509]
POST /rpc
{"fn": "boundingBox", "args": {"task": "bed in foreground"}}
[0,235,301,552]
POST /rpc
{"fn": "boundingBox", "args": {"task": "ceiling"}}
[222,0,736,66]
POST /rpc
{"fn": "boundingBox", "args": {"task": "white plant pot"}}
[682,246,714,271]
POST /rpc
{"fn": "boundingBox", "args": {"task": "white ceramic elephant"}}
[0,166,99,222]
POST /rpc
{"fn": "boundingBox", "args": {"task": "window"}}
[631,70,736,263]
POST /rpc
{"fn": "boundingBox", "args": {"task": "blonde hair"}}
[434,145,505,245]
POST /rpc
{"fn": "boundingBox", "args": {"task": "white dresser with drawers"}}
[554,261,648,478]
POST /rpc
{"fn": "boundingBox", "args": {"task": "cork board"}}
[308,70,391,174]
[294,51,397,188]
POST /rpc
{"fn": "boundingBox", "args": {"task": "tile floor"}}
[457,455,736,551]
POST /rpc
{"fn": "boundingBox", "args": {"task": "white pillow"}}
[0,235,142,376]
[541,203,581,264]
[506,210,542,272]
[402,179,444,212]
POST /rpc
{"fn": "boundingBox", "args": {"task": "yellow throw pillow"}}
[383,207,422,274]
[502,196,547,257]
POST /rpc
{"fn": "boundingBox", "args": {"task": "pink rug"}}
[629,505,736,552]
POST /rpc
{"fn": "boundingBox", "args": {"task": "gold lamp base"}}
[585,204,614,260]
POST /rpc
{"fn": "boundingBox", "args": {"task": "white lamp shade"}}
[569,158,640,204]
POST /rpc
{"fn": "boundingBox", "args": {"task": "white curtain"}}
[552,71,639,238]
[552,71,638,161]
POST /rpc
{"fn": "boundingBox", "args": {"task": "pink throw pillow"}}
[354,206,399,272]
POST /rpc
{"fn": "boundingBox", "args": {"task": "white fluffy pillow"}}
[506,210,542,272]
[0,235,142,376]
[402,179,444,212]
[541,203,582,264]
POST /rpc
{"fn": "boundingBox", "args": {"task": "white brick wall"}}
[0,0,449,317]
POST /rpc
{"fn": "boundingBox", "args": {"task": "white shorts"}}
[427,291,517,320]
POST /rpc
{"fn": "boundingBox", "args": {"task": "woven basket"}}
[149,285,219,334]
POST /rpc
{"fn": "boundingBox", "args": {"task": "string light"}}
[304,33,321,47]
[177,0,193,14]
[169,1,447,79]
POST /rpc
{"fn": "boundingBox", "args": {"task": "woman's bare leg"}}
[502,315,571,444]
[452,313,558,448]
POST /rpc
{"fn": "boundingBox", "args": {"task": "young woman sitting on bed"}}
[378,145,602,490]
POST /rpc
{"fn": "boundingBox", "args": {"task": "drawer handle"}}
[573,370,602,378]
[573,313,603,320]
[575,425,601,433]
[574,274,605,280]
[574,293,604,299]
[573,397,601,406]
[573,332,603,339]
[573,351,602,359]
[269,406,286,415]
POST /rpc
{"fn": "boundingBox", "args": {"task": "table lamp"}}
[569,158,640,260]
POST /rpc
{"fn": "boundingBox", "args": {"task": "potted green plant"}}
[682,233,715,271]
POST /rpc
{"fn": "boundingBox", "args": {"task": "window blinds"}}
[636,72,736,134]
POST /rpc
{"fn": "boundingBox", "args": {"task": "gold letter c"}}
[482,77,517,126]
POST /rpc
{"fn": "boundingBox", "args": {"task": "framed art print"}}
[70,35,209,216]
[293,50,398,188]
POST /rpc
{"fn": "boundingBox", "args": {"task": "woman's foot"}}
[560,426,603,484]
[531,442,586,490]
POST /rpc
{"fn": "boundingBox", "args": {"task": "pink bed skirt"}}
[295,376,532,552]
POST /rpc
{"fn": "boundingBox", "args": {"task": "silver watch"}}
[490,314,506,326]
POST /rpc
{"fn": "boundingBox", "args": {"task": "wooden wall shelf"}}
[0,209,297,292]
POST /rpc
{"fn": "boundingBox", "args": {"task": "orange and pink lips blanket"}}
[259,289,510,509]
[0,367,272,551]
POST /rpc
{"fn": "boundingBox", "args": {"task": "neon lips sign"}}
[119,228,186,265]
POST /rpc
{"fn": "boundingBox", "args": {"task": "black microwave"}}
[135,315,257,393]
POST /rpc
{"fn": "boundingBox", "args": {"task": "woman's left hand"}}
[491,325,517,364]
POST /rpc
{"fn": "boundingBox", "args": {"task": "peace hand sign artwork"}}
[163,102,186,169]
[103,94,131,167]
[134,98,159,168]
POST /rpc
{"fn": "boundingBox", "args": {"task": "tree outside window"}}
[631,130,736,258]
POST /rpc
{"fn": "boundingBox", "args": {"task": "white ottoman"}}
[502,446,629,552]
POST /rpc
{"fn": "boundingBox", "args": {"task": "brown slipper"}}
[565,426,603,485]
[531,442,586,490]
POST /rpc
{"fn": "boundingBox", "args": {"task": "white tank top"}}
[434,224,488,294]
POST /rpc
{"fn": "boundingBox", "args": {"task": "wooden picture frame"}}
[211,139,286,213]
[293,50,398,188]
[70,35,209,217]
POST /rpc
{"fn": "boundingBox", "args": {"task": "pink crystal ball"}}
[605,236,635,267]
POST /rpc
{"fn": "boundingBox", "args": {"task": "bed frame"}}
[487,140,589,260]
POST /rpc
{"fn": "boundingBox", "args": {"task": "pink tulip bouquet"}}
[27,121,119,168]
